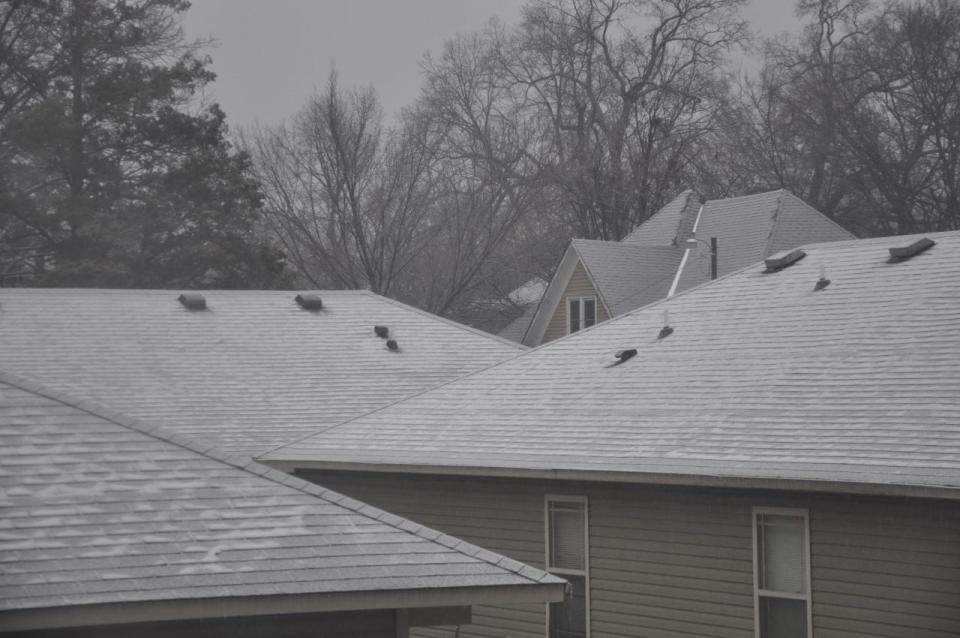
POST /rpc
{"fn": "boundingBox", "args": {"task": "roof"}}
[572,240,683,315]
[0,371,563,631]
[497,302,539,343]
[621,190,700,245]
[0,289,523,457]
[515,189,854,345]
[265,231,960,499]
[673,189,856,293]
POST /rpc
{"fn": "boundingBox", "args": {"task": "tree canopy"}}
[0,0,288,287]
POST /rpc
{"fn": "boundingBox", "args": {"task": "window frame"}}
[566,296,597,335]
[544,494,590,638]
[752,506,813,638]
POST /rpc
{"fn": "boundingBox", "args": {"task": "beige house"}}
[509,189,856,347]
[266,232,960,638]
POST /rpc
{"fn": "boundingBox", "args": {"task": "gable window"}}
[753,508,812,638]
[567,297,596,334]
[546,496,589,638]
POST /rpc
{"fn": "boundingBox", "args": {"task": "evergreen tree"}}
[0,0,288,287]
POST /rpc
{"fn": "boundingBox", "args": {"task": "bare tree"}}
[249,71,437,294]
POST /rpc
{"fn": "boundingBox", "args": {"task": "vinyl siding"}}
[542,261,610,344]
[298,471,960,638]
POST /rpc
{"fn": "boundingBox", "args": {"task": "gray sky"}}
[183,0,801,130]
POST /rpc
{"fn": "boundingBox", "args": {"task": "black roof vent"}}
[294,293,323,311]
[765,248,806,272]
[374,325,389,338]
[814,264,831,291]
[385,339,399,351]
[888,237,935,262]
[178,293,206,311]
[658,310,673,339]
[614,349,637,363]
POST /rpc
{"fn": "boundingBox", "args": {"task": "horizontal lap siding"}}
[542,261,609,344]
[299,471,960,638]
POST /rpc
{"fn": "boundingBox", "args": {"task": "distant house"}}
[265,232,960,637]
[0,289,523,457]
[508,189,856,346]
[0,372,563,636]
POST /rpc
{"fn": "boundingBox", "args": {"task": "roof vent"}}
[658,310,673,339]
[178,293,206,310]
[765,249,806,272]
[614,349,637,363]
[888,237,935,262]
[374,325,389,338]
[814,264,831,291]
[294,293,323,311]
[385,339,399,351]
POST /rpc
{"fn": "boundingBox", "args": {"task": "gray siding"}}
[299,471,960,638]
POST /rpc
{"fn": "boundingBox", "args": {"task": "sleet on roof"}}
[0,289,523,457]
[674,190,855,293]
[572,240,682,315]
[266,232,960,497]
[0,372,561,615]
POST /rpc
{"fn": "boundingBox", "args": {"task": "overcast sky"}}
[183,0,802,130]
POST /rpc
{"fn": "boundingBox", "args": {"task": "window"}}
[546,496,589,638]
[753,508,812,638]
[567,297,596,334]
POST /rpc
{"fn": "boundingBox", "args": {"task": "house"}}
[0,371,564,636]
[0,289,523,457]
[509,189,856,346]
[264,232,960,638]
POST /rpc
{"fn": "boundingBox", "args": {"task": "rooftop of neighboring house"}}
[507,189,857,346]
[0,289,524,458]
[266,231,960,500]
[0,371,563,633]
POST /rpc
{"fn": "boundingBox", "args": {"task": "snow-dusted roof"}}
[0,289,522,457]
[0,372,563,630]
[267,232,960,499]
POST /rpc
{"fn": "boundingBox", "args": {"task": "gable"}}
[541,260,610,344]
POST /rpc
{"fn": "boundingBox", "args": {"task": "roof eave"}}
[0,582,566,632]
[267,458,960,502]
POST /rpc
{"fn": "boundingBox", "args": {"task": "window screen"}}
[755,511,810,638]
[583,298,596,328]
[568,298,581,333]
[548,501,586,570]
[547,498,588,638]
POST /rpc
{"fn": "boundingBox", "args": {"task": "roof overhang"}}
[264,458,960,502]
[0,582,565,632]
[522,242,610,346]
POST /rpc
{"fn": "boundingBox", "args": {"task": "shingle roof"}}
[0,289,523,458]
[0,371,563,623]
[621,190,699,245]
[572,240,683,315]
[266,232,960,498]
[674,190,856,293]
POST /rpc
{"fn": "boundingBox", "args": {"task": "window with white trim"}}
[567,297,596,334]
[546,496,589,638]
[753,508,812,638]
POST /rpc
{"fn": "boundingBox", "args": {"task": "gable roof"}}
[572,240,682,315]
[0,289,523,458]
[0,371,563,631]
[265,232,960,500]
[673,190,856,293]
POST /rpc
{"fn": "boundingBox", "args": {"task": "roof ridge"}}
[762,188,789,258]
[355,289,527,351]
[0,369,557,586]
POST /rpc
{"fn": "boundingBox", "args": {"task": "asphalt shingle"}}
[0,289,523,458]
[0,373,563,613]
[266,232,960,497]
